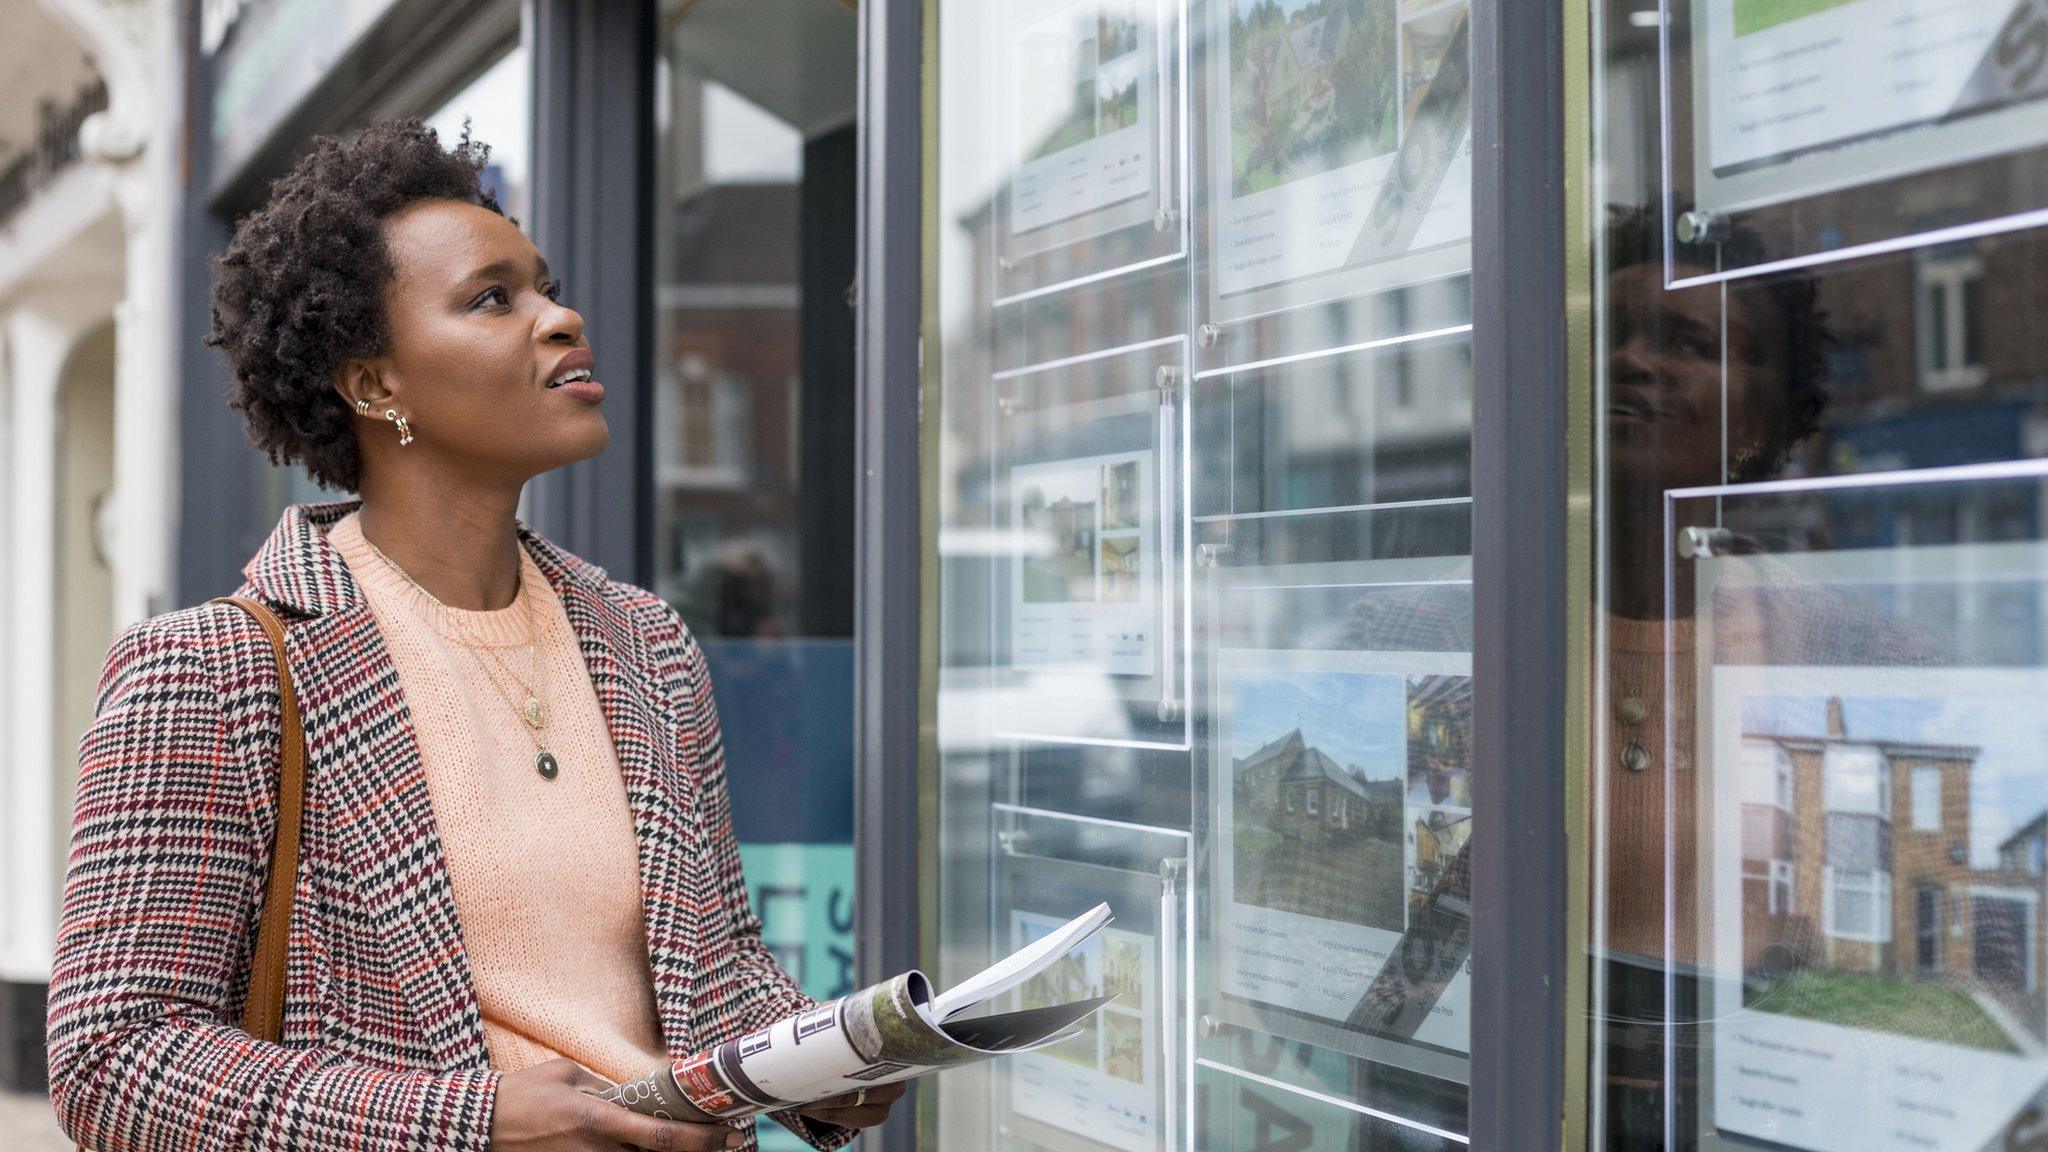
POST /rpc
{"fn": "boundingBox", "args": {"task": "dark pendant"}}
[536,750,560,780]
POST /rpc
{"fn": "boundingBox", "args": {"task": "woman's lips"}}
[552,378,604,403]
[1607,392,1693,427]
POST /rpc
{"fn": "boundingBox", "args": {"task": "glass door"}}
[928,0,1478,1147]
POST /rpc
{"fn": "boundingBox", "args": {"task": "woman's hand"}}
[790,1079,908,1132]
[491,1058,745,1151]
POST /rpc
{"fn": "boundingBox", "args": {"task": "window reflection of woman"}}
[1603,205,1831,622]
[1601,204,1835,955]
[1598,204,1835,1146]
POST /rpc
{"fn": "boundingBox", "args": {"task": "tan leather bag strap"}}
[208,595,306,1044]
[78,599,305,1152]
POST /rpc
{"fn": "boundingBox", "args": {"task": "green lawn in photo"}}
[1733,0,1861,36]
[1235,815,1403,931]
[1745,970,2021,1054]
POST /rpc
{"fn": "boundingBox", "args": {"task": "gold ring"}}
[854,1088,867,1108]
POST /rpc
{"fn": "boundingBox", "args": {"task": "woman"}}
[43,119,902,1152]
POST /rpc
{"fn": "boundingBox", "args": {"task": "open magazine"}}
[600,903,1116,1122]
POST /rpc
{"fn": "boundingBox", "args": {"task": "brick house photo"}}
[1740,695,2047,1051]
[1229,669,1408,933]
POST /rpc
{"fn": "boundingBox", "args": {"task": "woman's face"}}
[353,197,608,483]
[1606,261,1788,499]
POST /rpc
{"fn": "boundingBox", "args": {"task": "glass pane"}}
[1589,0,2048,1145]
[1666,481,2048,1151]
[653,10,859,1151]
[930,0,1476,1147]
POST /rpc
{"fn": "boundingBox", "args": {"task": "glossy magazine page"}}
[602,905,1116,1121]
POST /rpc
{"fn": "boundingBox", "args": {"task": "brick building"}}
[1741,697,2044,1024]
[1236,728,1402,834]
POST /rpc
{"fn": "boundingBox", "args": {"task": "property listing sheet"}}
[1696,0,2048,201]
[1010,451,1158,677]
[1008,0,1158,237]
[1703,663,2048,1152]
[1206,0,1472,299]
[1209,647,1473,1057]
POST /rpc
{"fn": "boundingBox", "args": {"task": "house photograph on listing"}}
[1739,694,2048,1053]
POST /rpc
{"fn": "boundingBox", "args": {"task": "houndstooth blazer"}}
[45,497,854,1152]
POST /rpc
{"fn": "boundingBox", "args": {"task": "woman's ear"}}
[334,359,390,411]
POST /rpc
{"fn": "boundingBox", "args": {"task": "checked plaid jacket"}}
[45,497,854,1152]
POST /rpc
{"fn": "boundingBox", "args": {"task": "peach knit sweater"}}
[327,510,668,1083]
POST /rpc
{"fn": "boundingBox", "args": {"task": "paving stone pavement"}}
[0,1088,68,1151]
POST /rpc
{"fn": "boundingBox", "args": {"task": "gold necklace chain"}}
[360,529,564,779]
[467,631,551,732]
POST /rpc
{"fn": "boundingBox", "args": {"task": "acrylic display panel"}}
[1179,324,1474,1142]
[1193,561,1473,1080]
[1662,0,2048,284]
[992,0,1188,303]
[1193,1045,1467,1152]
[1187,0,1473,372]
[1665,468,2048,1151]
[990,340,1190,749]
[992,851,1186,1152]
[1187,333,1472,526]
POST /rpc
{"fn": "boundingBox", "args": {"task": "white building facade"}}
[0,0,181,1091]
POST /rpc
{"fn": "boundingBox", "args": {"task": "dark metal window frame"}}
[1468,0,1571,1148]
[521,0,657,583]
[853,0,924,1150]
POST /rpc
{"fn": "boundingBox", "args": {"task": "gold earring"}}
[355,398,370,414]
[384,408,414,446]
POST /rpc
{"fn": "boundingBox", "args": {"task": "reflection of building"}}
[1237,728,1401,833]
[1740,697,2045,1017]
[653,181,802,630]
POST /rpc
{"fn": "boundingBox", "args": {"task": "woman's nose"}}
[540,299,584,344]
[1609,339,1660,385]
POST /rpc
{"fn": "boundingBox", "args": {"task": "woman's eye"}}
[543,280,564,303]
[474,286,509,309]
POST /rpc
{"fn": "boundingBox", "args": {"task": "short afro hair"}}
[206,117,508,493]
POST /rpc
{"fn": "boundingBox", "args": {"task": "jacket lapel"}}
[288,601,493,1069]
[241,499,705,1067]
